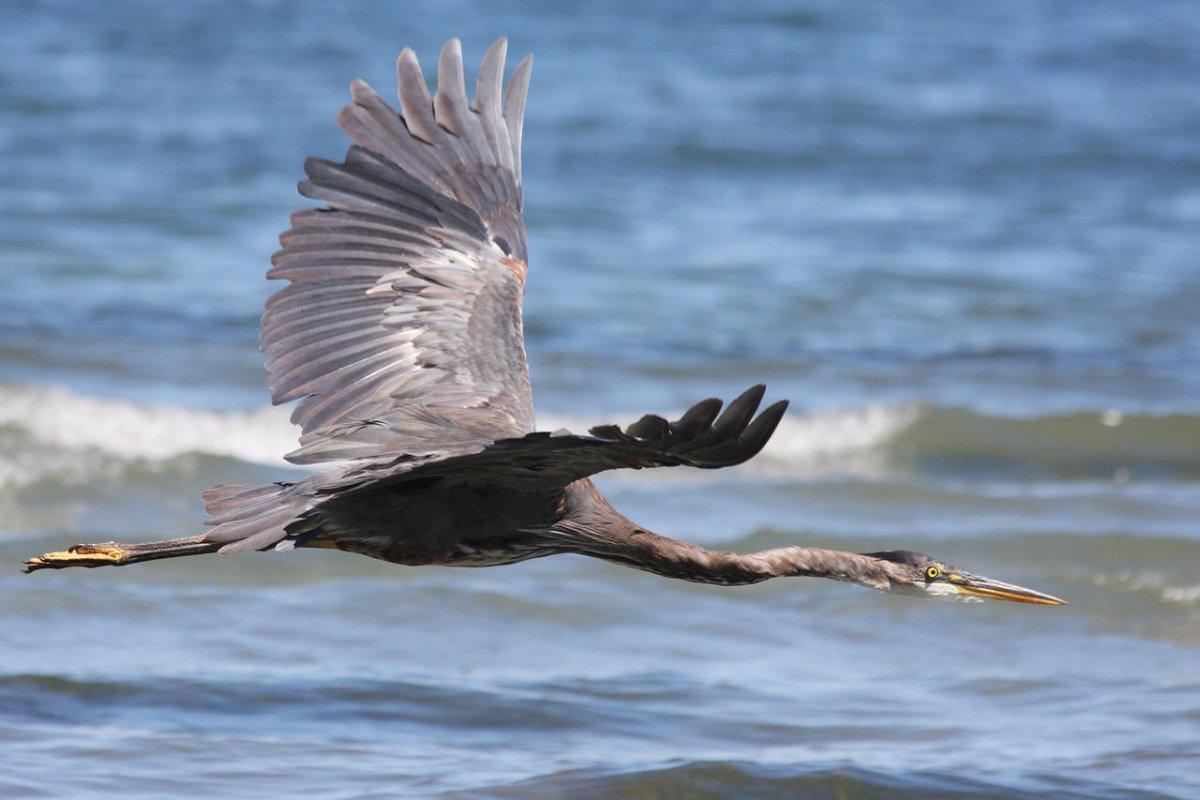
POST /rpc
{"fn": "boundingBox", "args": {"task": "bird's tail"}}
[23,535,220,573]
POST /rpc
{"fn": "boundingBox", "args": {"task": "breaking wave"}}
[0,382,1197,490]
[0,383,295,488]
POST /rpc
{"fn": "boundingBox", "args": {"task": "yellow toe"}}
[23,544,126,572]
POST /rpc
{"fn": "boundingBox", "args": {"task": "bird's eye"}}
[925,565,941,580]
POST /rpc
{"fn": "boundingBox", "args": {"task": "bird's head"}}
[863,550,1067,605]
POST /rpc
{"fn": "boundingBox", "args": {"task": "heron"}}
[24,38,1065,606]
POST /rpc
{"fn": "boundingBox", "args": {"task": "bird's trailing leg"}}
[24,542,126,572]
[23,535,219,573]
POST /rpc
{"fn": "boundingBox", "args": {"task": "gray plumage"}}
[22,38,1068,608]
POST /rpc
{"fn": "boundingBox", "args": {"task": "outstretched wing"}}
[265,38,535,466]
[203,385,786,554]
[323,385,789,494]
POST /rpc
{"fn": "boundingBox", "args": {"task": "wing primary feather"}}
[502,54,533,184]
[671,397,723,439]
[342,79,455,195]
[740,400,789,454]
[434,38,469,136]
[710,384,766,441]
[588,424,625,440]
[625,414,670,441]
[395,48,439,144]
[475,37,513,172]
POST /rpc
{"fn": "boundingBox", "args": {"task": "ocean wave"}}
[894,408,1200,477]
[1,382,1198,490]
[451,759,1109,800]
[1089,571,1200,606]
[0,384,295,468]
[0,384,295,489]
[0,383,917,490]
[0,668,1181,799]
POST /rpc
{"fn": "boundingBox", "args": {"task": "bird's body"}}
[299,476,565,568]
[24,37,1065,607]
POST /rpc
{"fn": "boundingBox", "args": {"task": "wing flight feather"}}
[264,37,535,467]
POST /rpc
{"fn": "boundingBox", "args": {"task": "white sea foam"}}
[0,383,922,489]
[750,404,923,469]
[1091,570,1200,605]
[0,384,296,488]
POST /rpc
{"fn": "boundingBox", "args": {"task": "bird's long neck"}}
[550,483,898,589]
[570,530,896,588]
[557,523,774,585]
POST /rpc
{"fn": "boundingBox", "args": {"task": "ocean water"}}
[2,1,1198,798]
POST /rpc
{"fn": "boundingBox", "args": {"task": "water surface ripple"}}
[1,1,1198,798]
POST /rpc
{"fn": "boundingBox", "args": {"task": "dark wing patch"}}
[327,385,790,496]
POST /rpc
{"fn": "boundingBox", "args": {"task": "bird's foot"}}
[23,542,127,573]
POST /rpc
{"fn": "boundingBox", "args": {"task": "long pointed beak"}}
[952,574,1068,605]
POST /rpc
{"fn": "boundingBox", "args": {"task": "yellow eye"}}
[925,565,941,580]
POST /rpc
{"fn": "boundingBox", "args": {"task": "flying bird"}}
[24,38,1065,606]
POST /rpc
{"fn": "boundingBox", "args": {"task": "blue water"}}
[1,2,1198,798]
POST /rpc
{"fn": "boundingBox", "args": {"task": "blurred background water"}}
[1,1,1198,798]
